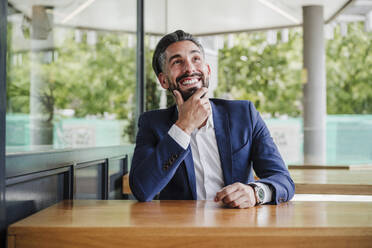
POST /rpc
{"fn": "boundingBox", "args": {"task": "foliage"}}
[217,22,372,116]
[48,32,137,119]
[7,28,138,142]
[216,30,303,117]
[6,22,372,145]
[326,22,372,114]
[6,23,30,114]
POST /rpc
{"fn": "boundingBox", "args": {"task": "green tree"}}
[47,32,136,119]
[216,23,372,116]
[6,22,30,114]
[7,28,138,142]
[326,22,372,114]
[216,30,303,117]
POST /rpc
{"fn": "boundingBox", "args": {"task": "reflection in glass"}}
[75,164,101,199]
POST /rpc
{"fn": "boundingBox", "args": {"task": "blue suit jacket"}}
[130,99,295,203]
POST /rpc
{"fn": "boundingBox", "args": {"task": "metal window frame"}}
[0,0,7,246]
[136,0,145,135]
[0,0,144,246]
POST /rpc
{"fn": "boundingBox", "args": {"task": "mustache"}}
[176,72,203,83]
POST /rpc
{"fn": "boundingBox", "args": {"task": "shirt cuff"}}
[253,182,273,204]
[168,124,190,150]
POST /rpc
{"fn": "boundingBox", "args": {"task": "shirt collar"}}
[206,110,214,129]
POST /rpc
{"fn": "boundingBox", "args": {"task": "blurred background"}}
[5,0,372,166]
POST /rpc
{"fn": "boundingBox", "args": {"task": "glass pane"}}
[6,0,137,154]
[108,158,124,199]
[75,164,102,199]
[214,24,372,166]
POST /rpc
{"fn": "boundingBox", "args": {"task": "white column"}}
[302,5,326,164]
[30,6,54,147]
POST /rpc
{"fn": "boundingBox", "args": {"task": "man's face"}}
[158,40,211,101]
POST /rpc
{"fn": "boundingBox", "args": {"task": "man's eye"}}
[193,57,201,62]
[173,60,182,65]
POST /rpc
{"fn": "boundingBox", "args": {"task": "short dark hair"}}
[152,30,204,76]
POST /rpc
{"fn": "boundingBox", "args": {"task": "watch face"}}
[258,187,265,201]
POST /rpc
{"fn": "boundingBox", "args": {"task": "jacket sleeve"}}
[129,113,190,202]
[248,102,295,204]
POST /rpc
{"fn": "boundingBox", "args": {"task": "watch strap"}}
[249,183,264,205]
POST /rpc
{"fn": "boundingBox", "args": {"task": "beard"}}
[167,72,209,101]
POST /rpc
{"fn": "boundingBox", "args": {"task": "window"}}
[6,0,137,153]
[215,25,372,166]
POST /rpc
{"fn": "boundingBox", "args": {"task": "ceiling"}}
[8,0,358,35]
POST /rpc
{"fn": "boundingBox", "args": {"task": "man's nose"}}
[183,59,196,73]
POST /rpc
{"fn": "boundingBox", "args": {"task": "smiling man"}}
[129,30,295,208]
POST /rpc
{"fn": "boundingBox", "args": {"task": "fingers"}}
[173,90,184,106]
[215,183,239,202]
[224,190,243,206]
[191,87,208,100]
[200,96,210,105]
[227,194,248,208]
[185,87,210,118]
[174,87,210,135]
[215,183,256,209]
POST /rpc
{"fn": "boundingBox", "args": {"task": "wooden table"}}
[7,200,372,248]
[289,167,372,195]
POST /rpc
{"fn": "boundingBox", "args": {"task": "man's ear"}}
[206,64,211,77]
[157,72,169,90]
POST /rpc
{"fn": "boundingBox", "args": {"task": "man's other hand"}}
[174,87,211,135]
[214,182,257,209]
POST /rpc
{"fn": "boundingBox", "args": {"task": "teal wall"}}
[6,114,372,165]
[327,115,372,165]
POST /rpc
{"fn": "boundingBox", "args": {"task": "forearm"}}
[249,101,295,204]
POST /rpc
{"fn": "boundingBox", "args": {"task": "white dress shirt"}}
[168,112,272,202]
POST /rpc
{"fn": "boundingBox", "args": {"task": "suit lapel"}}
[211,101,233,186]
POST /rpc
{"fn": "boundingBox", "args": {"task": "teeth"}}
[182,78,198,85]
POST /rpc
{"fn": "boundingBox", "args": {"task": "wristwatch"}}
[249,183,265,205]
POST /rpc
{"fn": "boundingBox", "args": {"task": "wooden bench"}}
[289,164,372,195]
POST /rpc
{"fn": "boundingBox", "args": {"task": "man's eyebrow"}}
[190,49,201,55]
[168,54,181,63]
[168,50,202,63]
